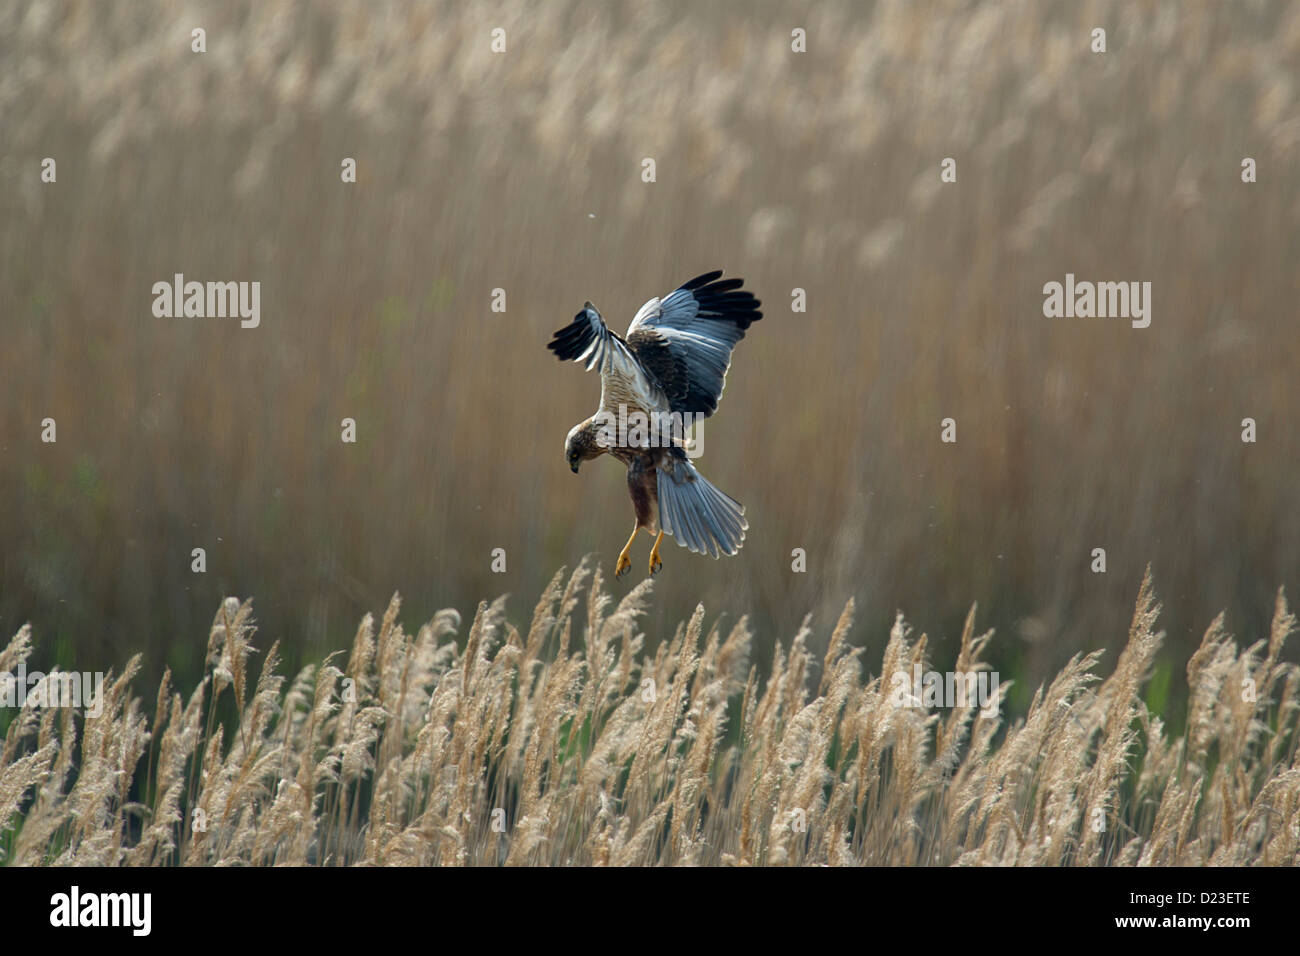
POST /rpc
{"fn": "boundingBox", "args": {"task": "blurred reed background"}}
[1,0,1297,716]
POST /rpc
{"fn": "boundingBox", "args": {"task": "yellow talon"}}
[648,530,664,576]
[616,524,638,578]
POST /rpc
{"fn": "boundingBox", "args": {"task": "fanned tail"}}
[656,459,747,557]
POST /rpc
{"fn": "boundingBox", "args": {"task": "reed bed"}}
[2,562,1296,866]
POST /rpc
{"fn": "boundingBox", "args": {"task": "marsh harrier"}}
[548,270,762,577]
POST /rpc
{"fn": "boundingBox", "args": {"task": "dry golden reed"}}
[1,562,1297,866]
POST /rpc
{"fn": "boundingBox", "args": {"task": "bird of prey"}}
[548,270,762,577]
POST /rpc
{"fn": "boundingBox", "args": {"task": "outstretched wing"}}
[624,270,762,418]
[547,302,665,417]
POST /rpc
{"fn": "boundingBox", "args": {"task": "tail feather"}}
[703,480,745,541]
[657,460,747,557]
[665,467,712,557]
[658,470,689,551]
[694,496,729,559]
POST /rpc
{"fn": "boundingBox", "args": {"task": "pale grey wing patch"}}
[655,460,746,558]
[630,295,661,328]
[626,271,762,418]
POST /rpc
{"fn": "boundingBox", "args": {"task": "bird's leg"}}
[648,530,664,576]
[615,524,638,578]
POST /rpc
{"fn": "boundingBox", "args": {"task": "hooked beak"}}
[570,461,580,474]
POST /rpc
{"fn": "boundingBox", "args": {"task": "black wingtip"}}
[682,269,724,291]
[548,310,597,361]
[689,272,763,329]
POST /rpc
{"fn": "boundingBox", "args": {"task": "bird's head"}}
[565,419,604,473]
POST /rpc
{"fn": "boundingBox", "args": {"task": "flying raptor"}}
[548,270,762,577]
